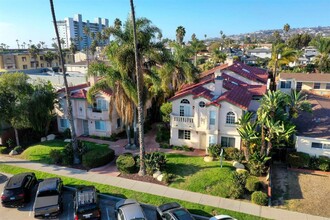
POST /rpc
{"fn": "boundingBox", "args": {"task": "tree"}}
[272,30,283,45]
[114,18,122,30]
[49,0,80,164]
[237,112,257,161]
[311,37,330,73]
[28,45,40,69]
[287,33,312,50]
[285,90,312,119]
[0,73,33,147]
[190,37,206,66]
[44,51,56,67]
[283,23,290,33]
[16,39,20,49]
[69,42,77,63]
[27,80,56,136]
[176,26,186,45]
[211,49,227,65]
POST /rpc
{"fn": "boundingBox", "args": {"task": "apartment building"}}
[56,14,109,51]
[169,61,269,151]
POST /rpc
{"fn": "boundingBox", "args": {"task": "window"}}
[311,142,322,149]
[22,57,27,62]
[313,83,321,89]
[326,83,330,90]
[179,105,190,116]
[180,99,190,104]
[180,106,184,116]
[296,82,302,91]
[280,81,291,89]
[97,99,108,110]
[209,135,216,146]
[199,101,205,108]
[40,56,44,60]
[178,130,191,140]
[60,119,68,128]
[59,99,65,110]
[23,65,28,69]
[95,120,106,131]
[209,111,216,125]
[40,63,44,67]
[324,144,330,149]
[221,137,235,148]
[226,112,236,124]
[117,118,121,128]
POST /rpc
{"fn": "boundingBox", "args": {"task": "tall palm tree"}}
[190,37,205,67]
[49,0,80,164]
[283,23,290,41]
[16,39,20,49]
[176,26,186,45]
[237,112,257,161]
[285,90,312,119]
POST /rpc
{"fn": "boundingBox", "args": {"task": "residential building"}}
[277,73,330,96]
[169,61,268,151]
[294,93,330,157]
[65,61,88,74]
[56,14,109,51]
[55,79,124,137]
[0,50,74,71]
[246,48,271,59]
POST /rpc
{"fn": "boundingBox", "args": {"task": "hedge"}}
[224,147,239,160]
[82,148,115,169]
[251,191,268,206]
[287,152,310,168]
[0,146,8,154]
[116,154,136,174]
[245,176,260,192]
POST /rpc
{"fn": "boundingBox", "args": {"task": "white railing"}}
[171,115,194,129]
[173,115,194,123]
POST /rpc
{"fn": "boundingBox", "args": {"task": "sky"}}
[1,0,330,48]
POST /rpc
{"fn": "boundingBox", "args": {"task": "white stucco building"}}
[169,61,269,151]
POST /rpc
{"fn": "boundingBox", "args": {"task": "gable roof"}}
[279,73,330,82]
[226,61,268,83]
[57,82,112,99]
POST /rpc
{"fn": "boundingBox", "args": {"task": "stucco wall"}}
[296,136,330,157]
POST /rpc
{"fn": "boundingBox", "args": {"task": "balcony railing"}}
[171,115,194,129]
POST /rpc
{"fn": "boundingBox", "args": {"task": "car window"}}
[118,209,124,220]
[24,176,32,188]
[172,209,194,220]
[37,189,59,197]
[164,213,173,220]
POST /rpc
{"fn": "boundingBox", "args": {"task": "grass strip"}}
[0,164,267,220]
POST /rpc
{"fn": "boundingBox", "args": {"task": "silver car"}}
[115,199,147,220]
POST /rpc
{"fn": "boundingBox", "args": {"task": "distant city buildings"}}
[56,14,109,51]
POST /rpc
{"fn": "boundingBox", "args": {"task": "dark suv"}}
[1,172,37,207]
[33,177,63,218]
[74,186,101,220]
[157,202,195,220]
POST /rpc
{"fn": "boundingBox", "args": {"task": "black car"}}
[33,177,63,219]
[74,186,101,220]
[157,202,195,220]
[1,172,37,207]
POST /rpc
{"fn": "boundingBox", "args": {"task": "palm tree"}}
[283,23,290,41]
[268,43,297,90]
[114,18,122,30]
[211,49,227,66]
[49,0,80,164]
[16,39,20,49]
[237,112,257,161]
[176,26,186,45]
[285,90,312,119]
[190,37,205,67]
[28,45,40,69]
[311,37,330,73]
[83,26,91,67]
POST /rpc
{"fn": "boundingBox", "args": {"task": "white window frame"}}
[280,81,291,89]
[209,111,216,125]
[226,112,236,124]
[221,136,235,148]
[95,120,106,131]
[178,130,191,140]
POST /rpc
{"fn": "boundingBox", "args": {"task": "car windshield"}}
[172,209,194,220]
[77,203,98,213]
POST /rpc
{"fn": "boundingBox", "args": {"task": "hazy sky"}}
[1,0,330,48]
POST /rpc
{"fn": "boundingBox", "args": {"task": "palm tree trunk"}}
[244,141,250,161]
[260,125,266,156]
[126,125,132,146]
[266,140,272,156]
[49,0,80,164]
[130,0,146,176]
[194,54,197,67]
[14,128,20,147]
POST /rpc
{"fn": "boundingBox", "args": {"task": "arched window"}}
[226,112,236,124]
[181,99,190,104]
[199,101,205,108]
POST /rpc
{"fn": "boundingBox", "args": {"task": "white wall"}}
[296,136,330,157]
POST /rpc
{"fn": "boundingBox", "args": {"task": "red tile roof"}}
[226,61,268,83]
[57,83,89,93]
[71,89,87,99]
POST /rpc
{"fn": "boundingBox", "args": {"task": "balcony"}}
[87,107,109,120]
[171,114,195,129]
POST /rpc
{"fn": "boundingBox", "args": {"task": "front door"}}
[83,120,89,136]
[200,133,206,149]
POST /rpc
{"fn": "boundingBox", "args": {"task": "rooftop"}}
[279,73,330,82]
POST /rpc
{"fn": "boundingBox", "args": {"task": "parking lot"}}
[0,173,179,220]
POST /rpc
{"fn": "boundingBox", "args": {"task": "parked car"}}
[115,199,147,220]
[209,215,237,220]
[33,177,63,219]
[157,202,195,220]
[74,186,101,220]
[1,172,37,207]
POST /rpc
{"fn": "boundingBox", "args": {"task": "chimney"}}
[213,71,223,96]
[226,57,234,66]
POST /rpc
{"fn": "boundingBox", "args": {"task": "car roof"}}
[38,177,61,192]
[117,199,146,220]
[5,172,34,189]
[170,208,195,220]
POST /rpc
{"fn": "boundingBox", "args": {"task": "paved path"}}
[0,155,328,220]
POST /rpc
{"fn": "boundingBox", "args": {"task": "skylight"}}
[242,68,250,73]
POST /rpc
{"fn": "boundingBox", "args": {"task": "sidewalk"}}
[0,155,328,220]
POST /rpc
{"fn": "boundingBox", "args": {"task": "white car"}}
[209,215,237,220]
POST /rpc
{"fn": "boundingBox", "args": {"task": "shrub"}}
[49,149,62,164]
[155,124,170,143]
[245,176,261,192]
[160,102,172,123]
[145,152,167,172]
[162,172,175,184]
[116,154,136,174]
[13,146,23,154]
[228,172,247,199]
[63,128,71,139]
[82,148,115,169]
[233,150,245,163]
[224,147,239,160]
[287,152,310,168]
[251,191,268,206]
[62,143,74,165]
[309,156,320,170]
[6,138,14,148]
[0,146,8,154]
[319,156,330,164]
[319,163,330,172]
[208,144,222,158]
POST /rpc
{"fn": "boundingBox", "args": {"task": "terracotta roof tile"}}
[279,73,330,82]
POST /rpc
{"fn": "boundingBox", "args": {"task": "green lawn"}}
[0,164,267,220]
[167,154,236,198]
[19,140,108,164]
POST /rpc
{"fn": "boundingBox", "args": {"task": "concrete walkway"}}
[0,155,328,220]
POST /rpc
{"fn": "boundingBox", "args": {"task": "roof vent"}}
[242,68,250,73]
